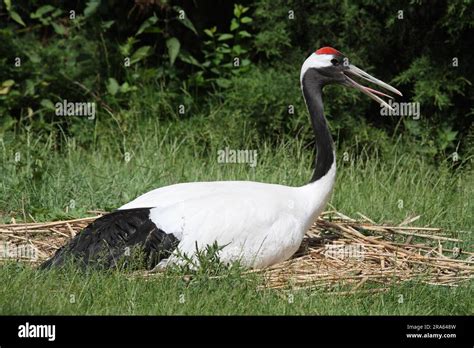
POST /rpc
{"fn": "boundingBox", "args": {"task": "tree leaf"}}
[130,45,152,65]
[233,4,242,18]
[51,8,63,18]
[230,18,239,31]
[101,20,115,30]
[218,33,233,41]
[25,50,41,63]
[9,11,25,26]
[0,115,16,132]
[238,30,252,38]
[180,16,198,35]
[25,79,35,96]
[52,22,66,35]
[119,37,137,57]
[178,15,197,35]
[0,80,14,95]
[173,6,197,35]
[40,99,55,110]
[240,16,252,24]
[84,0,100,18]
[232,44,243,55]
[179,50,203,68]
[215,78,231,88]
[2,80,15,87]
[30,5,55,19]
[107,78,119,95]
[166,37,180,66]
[204,29,214,38]
[241,58,251,66]
[136,15,158,36]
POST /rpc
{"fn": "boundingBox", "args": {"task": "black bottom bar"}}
[0,315,472,346]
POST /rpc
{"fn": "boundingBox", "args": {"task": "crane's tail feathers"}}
[39,208,179,270]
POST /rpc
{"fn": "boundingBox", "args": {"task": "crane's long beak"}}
[343,64,403,110]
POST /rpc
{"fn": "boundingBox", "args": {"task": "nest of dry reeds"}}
[1,211,472,292]
[259,211,473,293]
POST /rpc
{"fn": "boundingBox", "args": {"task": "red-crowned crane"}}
[41,47,402,270]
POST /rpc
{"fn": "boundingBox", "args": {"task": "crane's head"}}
[301,47,402,109]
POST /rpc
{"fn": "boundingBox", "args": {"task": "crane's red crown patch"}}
[315,47,342,56]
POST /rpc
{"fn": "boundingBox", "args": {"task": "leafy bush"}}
[0,0,472,162]
[251,0,473,157]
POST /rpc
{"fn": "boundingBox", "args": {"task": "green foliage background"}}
[0,0,473,161]
[0,1,472,315]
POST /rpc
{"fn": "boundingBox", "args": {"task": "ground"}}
[0,123,472,314]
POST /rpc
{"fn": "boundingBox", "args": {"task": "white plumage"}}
[120,161,336,268]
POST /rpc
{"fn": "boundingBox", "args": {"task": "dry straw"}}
[1,211,472,293]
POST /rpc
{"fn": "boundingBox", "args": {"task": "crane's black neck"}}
[302,69,335,183]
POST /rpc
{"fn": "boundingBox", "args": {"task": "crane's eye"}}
[331,58,340,66]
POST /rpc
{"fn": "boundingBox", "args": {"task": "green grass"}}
[0,106,472,315]
[1,116,472,232]
[0,263,472,315]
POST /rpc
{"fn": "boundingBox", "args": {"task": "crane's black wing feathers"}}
[40,208,179,270]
